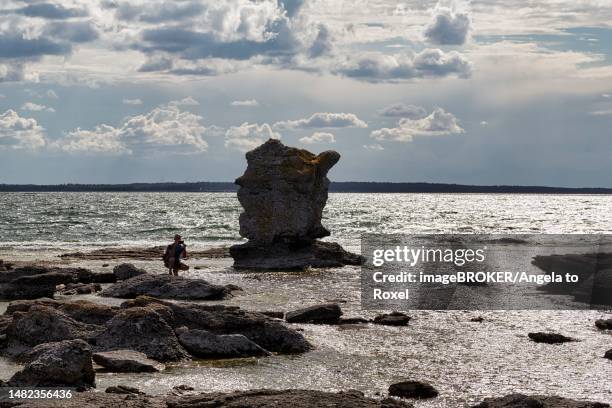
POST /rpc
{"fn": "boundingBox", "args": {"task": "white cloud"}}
[589,109,612,116]
[379,103,427,119]
[423,3,472,45]
[480,121,488,126]
[333,49,472,82]
[274,112,367,130]
[299,132,335,144]
[231,99,259,107]
[123,98,143,105]
[21,102,55,113]
[363,143,384,151]
[0,110,46,150]
[603,94,612,99]
[370,108,464,142]
[169,97,200,106]
[225,122,280,152]
[54,104,210,154]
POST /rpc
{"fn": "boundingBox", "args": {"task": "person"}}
[163,234,188,276]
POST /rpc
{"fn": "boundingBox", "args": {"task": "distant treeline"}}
[1,181,611,194]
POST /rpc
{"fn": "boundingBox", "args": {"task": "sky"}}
[0,0,611,187]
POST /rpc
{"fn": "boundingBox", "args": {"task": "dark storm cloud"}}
[14,2,88,20]
[0,34,71,59]
[43,21,99,43]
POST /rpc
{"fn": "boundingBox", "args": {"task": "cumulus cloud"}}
[333,49,472,82]
[370,108,464,142]
[231,99,259,107]
[54,104,210,154]
[123,98,143,105]
[274,112,367,130]
[109,0,205,23]
[43,21,99,43]
[21,102,55,113]
[0,110,46,149]
[299,132,335,144]
[169,97,199,106]
[379,103,427,119]
[423,4,471,45]
[225,122,280,152]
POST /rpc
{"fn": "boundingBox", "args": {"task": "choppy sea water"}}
[0,192,611,406]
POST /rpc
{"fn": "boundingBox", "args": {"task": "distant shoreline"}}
[1,181,612,194]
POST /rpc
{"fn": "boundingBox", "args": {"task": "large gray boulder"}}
[121,296,312,354]
[99,274,234,300]
[229,139,364,270]
[4,305,103,356]
[7,339,95,388]
[176,327,271,358]
[93,350,165,372]
[113,263,147,281]
[93,307,189,362]
[471,393,609,407]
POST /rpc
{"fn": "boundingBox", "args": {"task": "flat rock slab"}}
[373,312,411,326]
[99,274,235,300]
[93,350,165,372]
[471,393,610,407]
[0,389,413,408]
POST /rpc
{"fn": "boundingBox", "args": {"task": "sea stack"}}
[230,139,364,270]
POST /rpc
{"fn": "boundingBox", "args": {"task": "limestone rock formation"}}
[230,139,364,270]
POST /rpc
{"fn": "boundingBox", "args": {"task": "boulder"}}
[99,274,233,300]
[11,271,75,286]
[58,282,102,295]
[175,327,271,358]
[388,381,439,399]
[229,139,364,270]
[113,263,147,281]
[4,305,103,355]
[605,349,612,360]
[121,296,311,354]
[93,350,165,372]
[528,332,575,344]
[0,282,56,300]
[595,318,612,330]
[373,312,411,326]
[471,393,610,407]
[7,339,95,388]
[93,307,189,362]
[4,298,117,326]
[285,303,343,324]
[106,385,145,395]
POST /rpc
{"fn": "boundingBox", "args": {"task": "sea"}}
[0,192,611,406]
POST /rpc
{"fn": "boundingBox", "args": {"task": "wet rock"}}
[0,282,56,300]
[388,381,439,399]
[166,389,415,408]
[595,318,612,330]
[94,307,189,362]
[4,305,103,356]
[285,303,343,324]
[176,327,271,358]
[528,332,575,344]
[99,274,234,300]
[58,282,102,295]
[339,317,370,324]
[229,139,364,270]
[93,350,165,372]
[471,393,610,407]
[604,349,612,360]
[60,245,230,261]
[106,385,145,395]
[5,298,117,326]
[121,296,311,354]
[373,312,411,326]
[470,316,485,323]
[113,263,147,281]
[261,311,285,319]
[7,339,95,388]
[11,271,75,286]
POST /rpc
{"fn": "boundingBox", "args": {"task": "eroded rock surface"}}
[99,274,235,300]
[93,350,165,372]
[285,303,343,324]
[527,332,575,344]
[175,327,271,358]
[229,139,364,270]
[471,393,609,407]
